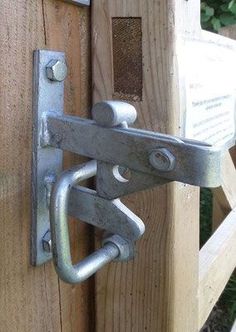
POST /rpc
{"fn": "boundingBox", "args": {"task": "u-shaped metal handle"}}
[50,160,121,284]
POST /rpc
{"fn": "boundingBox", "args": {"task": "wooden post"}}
[0,1,93,330]
[92,1,200,331]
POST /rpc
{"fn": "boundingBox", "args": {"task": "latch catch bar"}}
[43,112,222,189]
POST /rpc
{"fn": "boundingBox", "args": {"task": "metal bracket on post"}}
[32,50,64,266]
[32,50,228,283]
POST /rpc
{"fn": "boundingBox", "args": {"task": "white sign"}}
[182,40,236,147]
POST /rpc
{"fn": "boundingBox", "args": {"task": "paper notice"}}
[183,40,236,147]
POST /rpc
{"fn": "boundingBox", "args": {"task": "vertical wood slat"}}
[0,1,93,331]
[92,1,200,331]
[42,2,94,330]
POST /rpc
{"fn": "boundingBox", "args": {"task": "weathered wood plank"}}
[199,209,236,329]
[0,0,93,331]
[42,2,94,330]
[92,1,200,331]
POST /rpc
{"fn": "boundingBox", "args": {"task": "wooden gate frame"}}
[0,1,235,331]
[92,1,236,331]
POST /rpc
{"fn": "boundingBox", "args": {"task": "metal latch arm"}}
[69,185,144,241]
[43,113,222,188]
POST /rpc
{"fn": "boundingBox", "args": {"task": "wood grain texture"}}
[92,1,200,331]
[0,1,93,331]
[199,209,236,329]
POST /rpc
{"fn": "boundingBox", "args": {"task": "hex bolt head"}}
[46,59,68,82]
[42,230,52,253]
[149,148,176,172]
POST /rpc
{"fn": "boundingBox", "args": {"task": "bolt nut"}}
[46,59,68,82]
[149,148,176,172]
[42,230,52,253]
[103,234,135,261]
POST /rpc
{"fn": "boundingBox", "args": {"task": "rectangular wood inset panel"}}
[112,18,142,101]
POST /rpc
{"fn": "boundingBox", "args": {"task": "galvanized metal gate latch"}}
[31,50,226,284]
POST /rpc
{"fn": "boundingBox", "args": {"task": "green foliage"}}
[200,189,213,247]
[220,277,236,323]
[201,0,236,31]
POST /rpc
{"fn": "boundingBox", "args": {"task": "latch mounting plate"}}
[32,50,64,265]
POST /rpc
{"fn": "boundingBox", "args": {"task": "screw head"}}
[42,230,52,253]
[149,148,176,172]
[46,59,68,82]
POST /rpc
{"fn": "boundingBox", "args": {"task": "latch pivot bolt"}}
[46,59,68,82]
[92,101,137,127]
[149,148,176,172]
